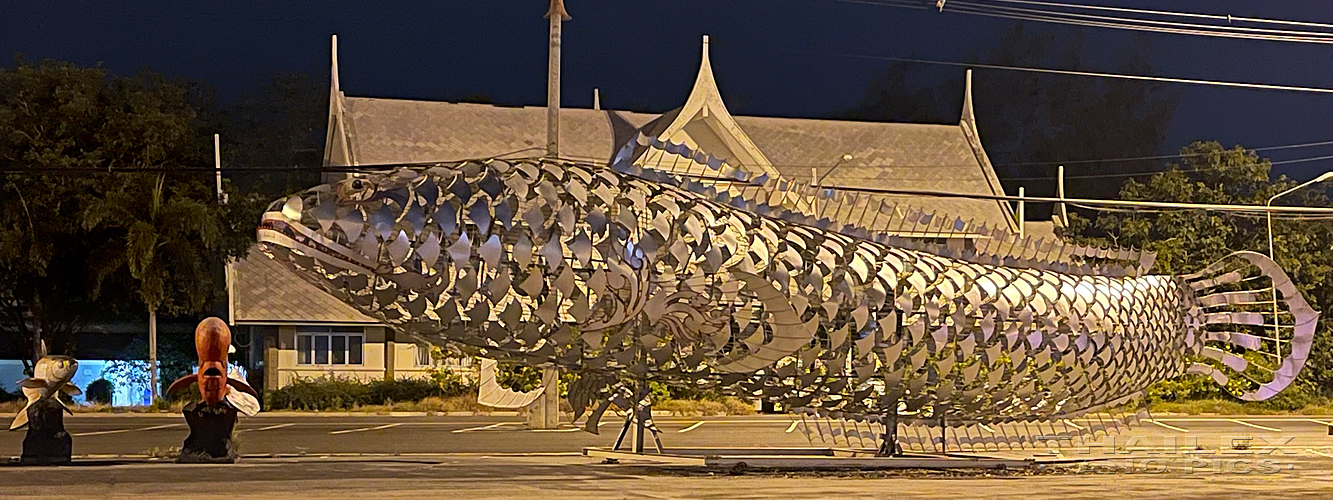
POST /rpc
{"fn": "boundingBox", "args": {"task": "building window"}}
[297,327,364,365]
[415,344,433,367]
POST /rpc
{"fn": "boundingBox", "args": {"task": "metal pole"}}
[149,309,158,403]
[633,376,646,454]
[1264,171,1333,358]
[1017,187,1026,237]
[1268,202,1281,357]
[1057,165,1068,227]
[545,0,570,158]
[939,416,947,454]
[213,134,225,203]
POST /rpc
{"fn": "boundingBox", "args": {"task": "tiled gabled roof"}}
[232,247,378,325]
[336,97,1015,229]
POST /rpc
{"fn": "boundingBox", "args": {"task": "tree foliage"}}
[0,58,263,370]
[1067,141,1333,398]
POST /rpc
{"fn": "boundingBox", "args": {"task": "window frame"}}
[295,327,366,366]
[414,344,433,367]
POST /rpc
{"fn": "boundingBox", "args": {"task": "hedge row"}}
[265,375,476,411]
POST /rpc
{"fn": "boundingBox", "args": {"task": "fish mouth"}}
[259,211,377,274]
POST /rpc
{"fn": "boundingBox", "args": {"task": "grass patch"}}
[655,397,755,416]
[352,396,496,414]
[1150,398,1333,415]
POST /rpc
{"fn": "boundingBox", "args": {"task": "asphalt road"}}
[3,453,1333,500]
[4,414,1333,499]
[3,413,1333,458]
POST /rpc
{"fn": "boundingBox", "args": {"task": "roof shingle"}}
[232,247,378,325]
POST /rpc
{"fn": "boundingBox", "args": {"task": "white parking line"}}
[72,424,182,437]
[241,423,295,433]
[1062,420,1085,430]
[531,427,582,433]
[1228,419,1282,432]
[677,421,705,433]
[1145,419,1190,433]
[978,424,996,433]
[1304,419,1333,426]
[1309,449,1333,459]
[785,421,799,433]
[451,423,509,434]
[329,423,402,435]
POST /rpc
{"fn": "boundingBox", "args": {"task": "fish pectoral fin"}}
[166,374,198,397]
[9,405,31,431]
[17,378,47,389]
[226,377,260,398]
[60,384,82,397]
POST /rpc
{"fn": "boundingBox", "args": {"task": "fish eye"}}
[339,177,377,202]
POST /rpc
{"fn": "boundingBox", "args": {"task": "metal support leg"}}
[612,410,633,451]
[632,379,647,454]
[878,406,901,457]
[939,416,948,454]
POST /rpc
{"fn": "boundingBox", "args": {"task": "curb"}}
[63,411,524,418]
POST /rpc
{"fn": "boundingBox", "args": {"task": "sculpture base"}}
[178,401,239,463]
[20,398,72,465]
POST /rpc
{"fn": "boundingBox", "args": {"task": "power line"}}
[983,0,1333,31]
[779,46,1333,94]
[821,184,1333,215]
[998,139,1333,167]
[948,0,1333,41]
[837,0,1333,45]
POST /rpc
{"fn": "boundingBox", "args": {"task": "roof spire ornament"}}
[545,0,570,21]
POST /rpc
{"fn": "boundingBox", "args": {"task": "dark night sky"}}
[5,1,1333,181]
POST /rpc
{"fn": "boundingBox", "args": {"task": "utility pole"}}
[545,0,570,158]
[529,0,570,430]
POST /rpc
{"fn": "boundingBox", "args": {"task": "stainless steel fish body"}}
[258,158,1316,422]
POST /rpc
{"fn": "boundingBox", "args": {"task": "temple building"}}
[233,34,1022,391]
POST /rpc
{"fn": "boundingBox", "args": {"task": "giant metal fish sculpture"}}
[256,156,1317,429]
[10,355,80,430]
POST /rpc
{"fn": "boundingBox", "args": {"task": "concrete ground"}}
[3,414,1333,498]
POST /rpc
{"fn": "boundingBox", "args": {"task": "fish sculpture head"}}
[257,162,657,356]
[31,356,79,388]
[10,355,80,430]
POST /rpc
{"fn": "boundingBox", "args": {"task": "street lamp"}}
[1265,170,1333,357]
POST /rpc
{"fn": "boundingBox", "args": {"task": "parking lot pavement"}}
[3,414,1333,458]
[3,454,1333,500]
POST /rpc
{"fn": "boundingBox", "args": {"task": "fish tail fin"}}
[1181,251,1319,401]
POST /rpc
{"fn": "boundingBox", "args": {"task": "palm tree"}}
[83,174,220,402]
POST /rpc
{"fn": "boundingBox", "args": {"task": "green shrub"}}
[266,374,478,411]
[85,379,114,405]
